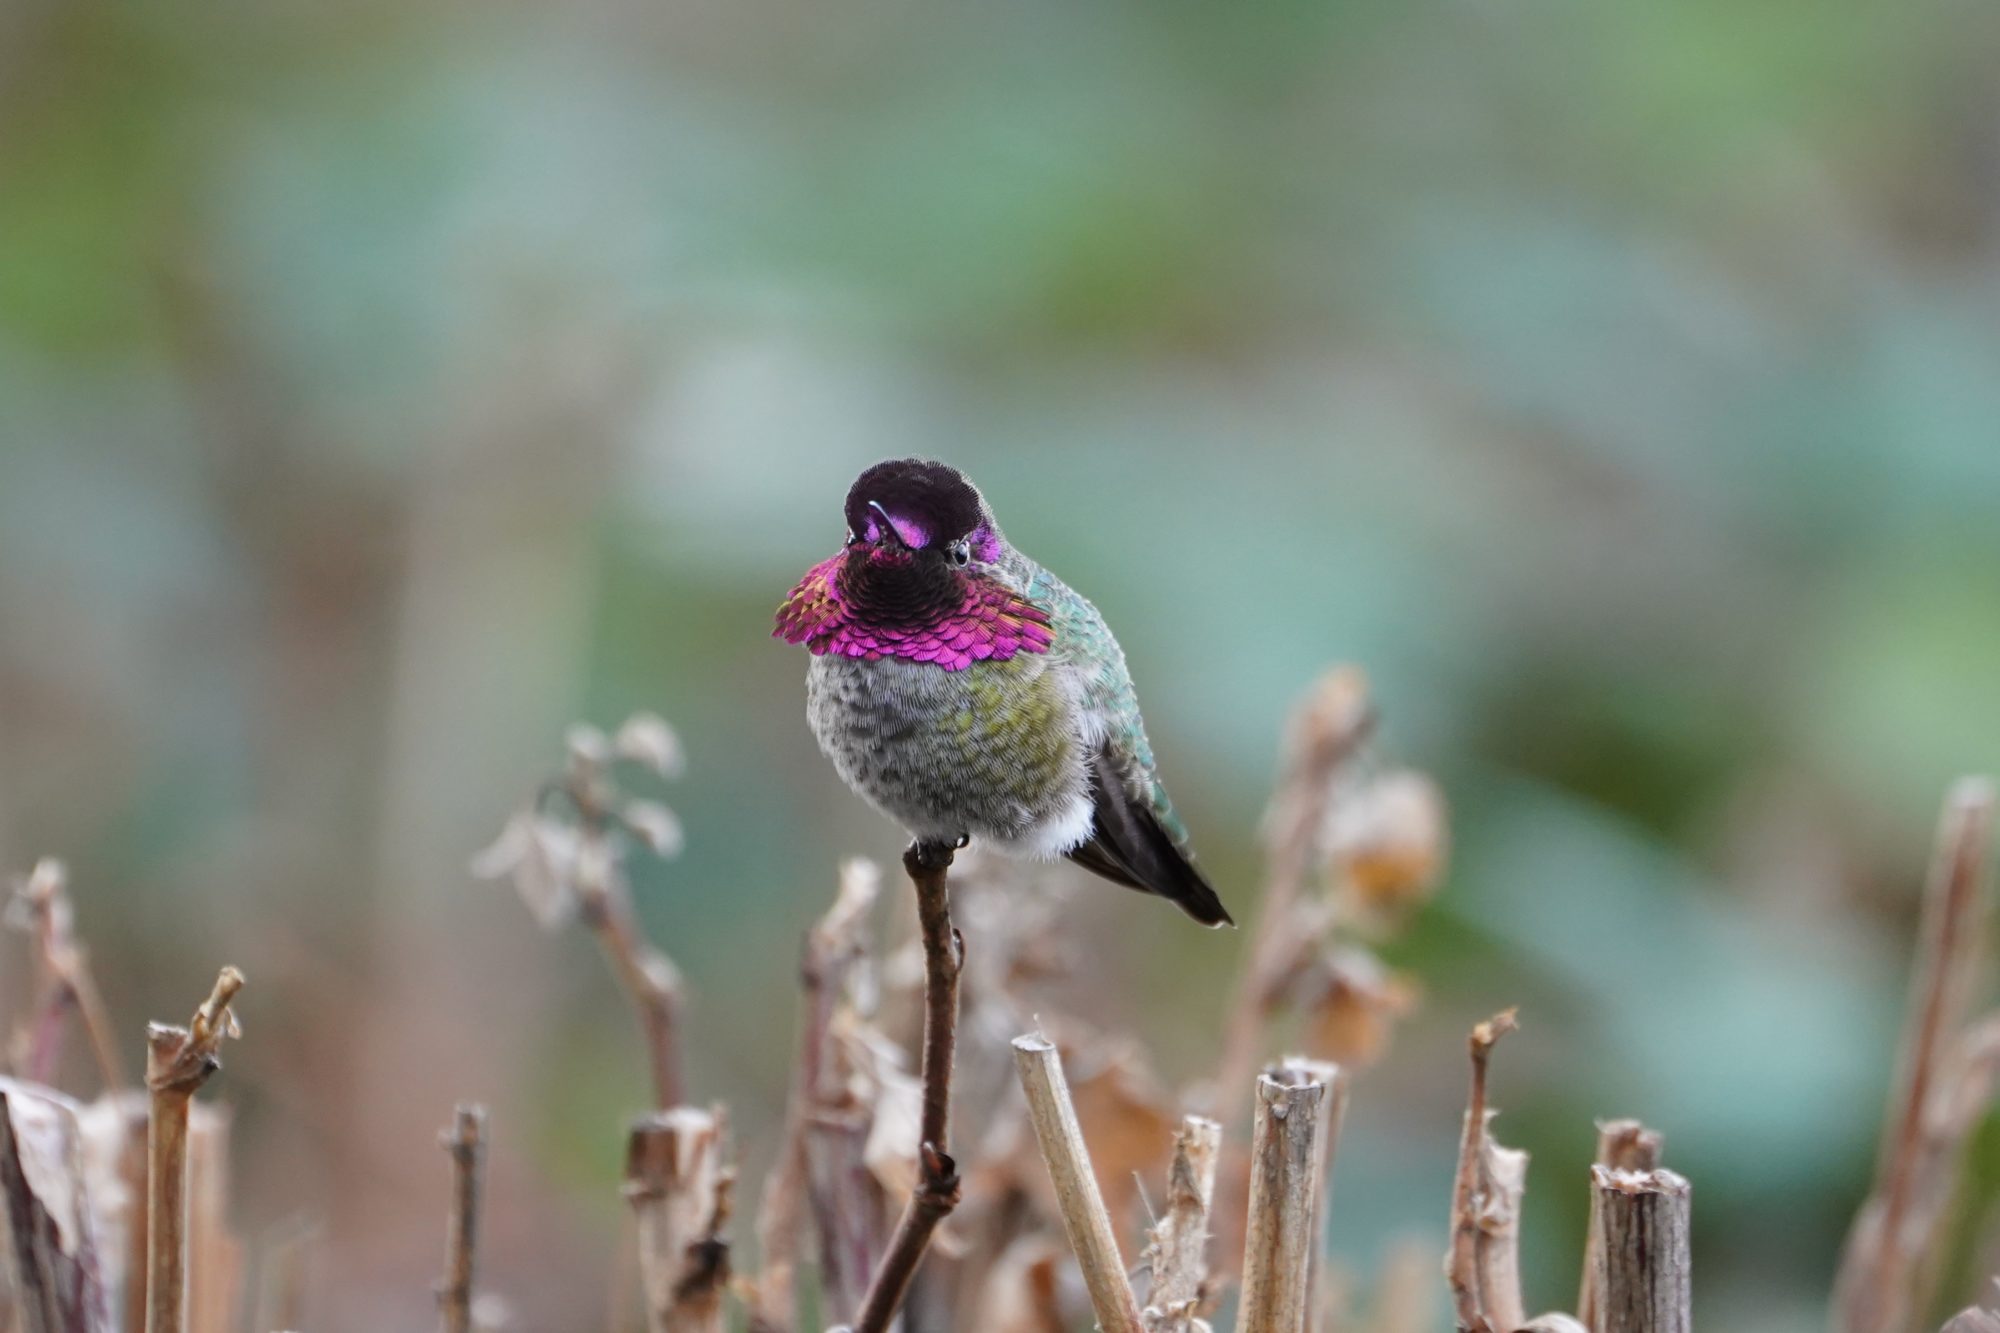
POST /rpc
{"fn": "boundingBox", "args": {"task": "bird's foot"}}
[905,838,959,875]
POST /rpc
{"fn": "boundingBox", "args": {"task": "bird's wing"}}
[1024,565,1232,926]
[1071,740,1233,925]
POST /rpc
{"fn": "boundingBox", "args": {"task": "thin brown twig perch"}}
[1835,778,1995,1333]
[143,966,244,1333]
[849,842,962,1333]
[1012,1034,1146,1333]
[1239,1064,1335,1333]
[1446,1008,1518,1333]
[436,1104,489,1333]
[1576,1120,1663,1331]
[1143,1114,1223,1331]
[1590,1166,1691,1333]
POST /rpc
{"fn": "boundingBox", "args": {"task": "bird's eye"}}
[948,540,971,567]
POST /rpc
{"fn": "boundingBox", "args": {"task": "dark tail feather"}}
[1067,750,1234,928]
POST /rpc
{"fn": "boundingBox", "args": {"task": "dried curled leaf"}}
[1326,769,1448,920]
[471,809,582,929]
[1295,946,1420,1068]
[565,723,612,768]
[0,1077,109,1329]
[614,712,685,778]
[621,801,685,858]
[4,857,68,933]
[1945,1283,2000,1333]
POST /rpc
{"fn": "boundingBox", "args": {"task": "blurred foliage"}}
[3,0,1999,1327]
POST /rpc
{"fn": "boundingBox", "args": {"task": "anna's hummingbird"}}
[775,458,1231,926]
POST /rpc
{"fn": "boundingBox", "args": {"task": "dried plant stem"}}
[14,860,128,1093]
[436,1105,488,1333]
[1476,1136,1528,1333]
[1577,1121,1664,1331]
[1590,1167,1691,1333]
[1835,778,1995,1333]
[578,864,687,1113]
[1270,1057,1347,1327]
[143,967,244,1333]
[183,1109,239,1333]
[625,1107,732,1333]
[751,860,879,1331]
[849,842,963,1333]
[0,1078,110,1333]
[1239,1065,1334,1333]
[1143,1115,1223,1331]
[1446,1008,1518,1333]
[803,1111,878,1325]
[1011,1035,1146,1333]
[1218,670,1373,1101]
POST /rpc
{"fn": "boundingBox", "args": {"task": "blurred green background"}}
[4,0,2000,1327]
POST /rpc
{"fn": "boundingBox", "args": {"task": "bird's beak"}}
[866,500,909,551]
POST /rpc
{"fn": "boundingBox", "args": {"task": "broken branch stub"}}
[625,1107,732,1333]
[1239,1066,1333,1333]
[1591,1166,1691,1333]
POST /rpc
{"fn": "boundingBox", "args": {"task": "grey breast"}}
[805,652,1071,844]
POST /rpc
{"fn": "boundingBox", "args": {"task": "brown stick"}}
[143,967,244,1333]
[1590,1167,1691,1333]
[1011,1035,1146,1333]
[1446,1009,1518,1333]
[436,1105,488,1333]
[848,842,962,1333]
[0,1078,111,1333]
[1239,1065,1334,1333]
[1576,1121,1664,1331]
[752,859,879,1331]
[1835,778,1995,1333]
[576,859,687,1114]
[625,1107,731,1333]
[1143,1115,1223,1331]
[1217,670,1374,1102]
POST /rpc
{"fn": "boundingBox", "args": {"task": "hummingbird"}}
[775,458,1232,926]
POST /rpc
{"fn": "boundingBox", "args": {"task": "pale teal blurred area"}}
[4,0,2000,1327]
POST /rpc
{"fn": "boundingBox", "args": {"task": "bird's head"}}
[840,458,1004,574]
[776,458,1050,660]
[822,458,1007,627]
